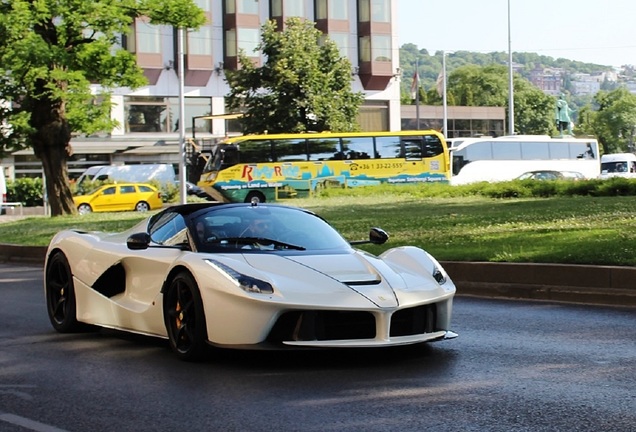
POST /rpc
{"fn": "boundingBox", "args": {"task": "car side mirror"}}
[369,227,389,245]
[350,227,389,245]
[127,232,151,250]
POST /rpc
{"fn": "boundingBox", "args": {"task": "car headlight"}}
[205,259,274,294]
[432,265,447,285]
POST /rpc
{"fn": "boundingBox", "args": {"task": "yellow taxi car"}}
[73,183,163,215]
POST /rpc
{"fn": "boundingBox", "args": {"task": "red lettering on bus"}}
[242,165,253,181]
[274,166,282,176]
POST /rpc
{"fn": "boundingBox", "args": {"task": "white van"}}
[0,166,6,215]
[76,164,176,186]
[599,153,636,179]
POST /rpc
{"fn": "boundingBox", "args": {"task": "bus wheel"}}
[244,191,265,203]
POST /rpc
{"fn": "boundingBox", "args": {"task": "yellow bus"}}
[198,130,450,203]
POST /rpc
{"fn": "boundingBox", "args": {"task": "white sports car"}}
[44,202,457,361]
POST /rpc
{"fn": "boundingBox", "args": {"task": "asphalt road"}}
[1,263,635,432]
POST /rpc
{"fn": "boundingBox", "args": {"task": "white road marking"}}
[0,413,69,432]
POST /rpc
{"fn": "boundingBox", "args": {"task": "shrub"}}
[6,178,44,206]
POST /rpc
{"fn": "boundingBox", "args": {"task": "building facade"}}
[3,0,402,180]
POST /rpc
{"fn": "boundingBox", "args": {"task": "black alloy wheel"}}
[164,272,208,361]
[45,252,82,332]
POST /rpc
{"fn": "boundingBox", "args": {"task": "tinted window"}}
[308,138,341,161]
[465,141,492,160]
[102,187,116,195]
[570,142,596,159]
[549,142,569,159]
[402,137,422,159]
[341,137,373,159]
[120,185,136,194]
[274,139,308,162]
[375,136,403,158]
[239,140,273,163]
[492,142,521,160]
[149,212,188,246]
[138,185,153,193]
[521,141,550,159]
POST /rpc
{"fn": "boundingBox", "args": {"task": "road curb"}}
[442,261,636,308]
[1,244,634,308]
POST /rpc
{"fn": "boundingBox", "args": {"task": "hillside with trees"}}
[400,44,636,153]
[399,43,615,98]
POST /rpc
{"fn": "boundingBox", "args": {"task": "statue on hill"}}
[555,94,574,135]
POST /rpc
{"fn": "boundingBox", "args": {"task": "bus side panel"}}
[207,155,450,203]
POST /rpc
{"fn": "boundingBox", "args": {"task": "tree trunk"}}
[28,86,77,216]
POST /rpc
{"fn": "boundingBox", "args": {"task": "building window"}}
[358,0,390,22]
[358,101,389,131]
[225,28,237,56]
[194,0,211,11]
[371,0,390,22]
[125,97,212,133]
[359,35,370,62]
[188,26,213,55]
[225,27,259,57]
[323,33,349,57]
[227,0,259,14]
[136,19,161,54]
[372,35,391,62]
[238,28,260,55]
[271,0,305,17]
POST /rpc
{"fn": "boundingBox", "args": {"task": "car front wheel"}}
[163,272,208,361]
[45,252,83,333]
[77,203,92,215]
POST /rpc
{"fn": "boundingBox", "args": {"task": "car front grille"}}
[267,303,438,343]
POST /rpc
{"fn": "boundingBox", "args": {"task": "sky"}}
[398,0,636,68]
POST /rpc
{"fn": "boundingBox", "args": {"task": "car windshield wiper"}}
[212,237,306,251]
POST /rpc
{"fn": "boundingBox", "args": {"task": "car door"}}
[119,185,138,211]
[92,186,117,211]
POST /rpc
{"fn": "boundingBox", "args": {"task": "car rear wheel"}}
[135,201,150,212]
[45,252,83,333]
[244,191,265,203]
[77,203,92,215]
[163,272,208,361]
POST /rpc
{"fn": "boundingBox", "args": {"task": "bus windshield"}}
[198,130,450,203]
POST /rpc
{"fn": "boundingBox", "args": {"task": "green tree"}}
[225,18,363,134]
[586,87,636,154]
[0,0,205,216]
[426,63,556,135]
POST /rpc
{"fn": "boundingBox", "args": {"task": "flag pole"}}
[442,51,448,139]
[415,59,420,129]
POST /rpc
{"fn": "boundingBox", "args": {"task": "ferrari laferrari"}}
[44,202,457,361]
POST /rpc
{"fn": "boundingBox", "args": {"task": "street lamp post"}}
[508,0,514,135]
[178,27,187,205]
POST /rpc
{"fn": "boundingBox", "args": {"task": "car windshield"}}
[190,205,351,253]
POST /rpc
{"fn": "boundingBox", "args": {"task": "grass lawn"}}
[1,194,635,266]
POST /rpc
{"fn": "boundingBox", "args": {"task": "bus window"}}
[308,138,341,161]
[341,137,373,159]
[239,140,273,163]
[220,146,239,169]
[465,141,492,160]
[549,142,569,159]
[521,141,549,159]
[402,137,423,160]
[492,141,521,159]
[422,135,445,157]
[273,139,308,162]
[570,142,597,159]
[375,136,403,159]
